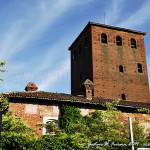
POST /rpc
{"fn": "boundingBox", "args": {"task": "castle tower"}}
[68,22,150,103]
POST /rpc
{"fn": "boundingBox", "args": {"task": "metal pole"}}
[129,117,134,150]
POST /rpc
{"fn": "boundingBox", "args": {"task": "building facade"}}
[69,22,150,103]
[2,22,150,136]
[3,88,150,136]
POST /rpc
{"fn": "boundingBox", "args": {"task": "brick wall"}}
[71,27,93,96]
[91,25,150,102]
[9,101,59,136]
[80,107,150,133]
[70,23,150,103]
[9,100,150,136]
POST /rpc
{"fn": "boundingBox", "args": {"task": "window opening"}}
[72,51,76,60]
[131,38,136,48]
[80,73,82,79]
[101,33,107,43]
[116,36,122,46]
[85,37,88,47]
[121,94,126,100]
[79,44,81,55]
[43,117,58,135]
[137,63,143,73]
[46,119,58,133]
[92,89,94,96]
[119,65,123,72]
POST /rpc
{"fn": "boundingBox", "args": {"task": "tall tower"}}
[68,22,150,103]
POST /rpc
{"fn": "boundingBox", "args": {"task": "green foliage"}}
[34,132,90,150]
[135,108,150,114]
[0,111,36,150]
[0,94,9,112]
[0,61,7,81]
[55,102,150,149]
[59,104,82,134]
[37,120,59,134]
[0,100,149,149]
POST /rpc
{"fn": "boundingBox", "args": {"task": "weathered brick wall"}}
[91,25,150,102]
[9,101,150,136]
[119,112,150,132]
[9,102,59,136]
[71,27,93,96]
[81,107,150,133]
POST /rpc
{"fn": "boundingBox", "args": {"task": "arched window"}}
[116,36,122,46]
[119,65,123,72]
[43,117,58,135]
[121,94,126,100]
[101,33,107,43]
[137,63,143,73]
[46,119,58,133]
[131,38,136,48]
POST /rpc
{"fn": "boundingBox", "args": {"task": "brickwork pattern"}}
[69,23,150,103]
[71,27,93,96]
[9,102,58,136]
[91,25,149,102]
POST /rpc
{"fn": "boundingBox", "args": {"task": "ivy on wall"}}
[59,104,82,134]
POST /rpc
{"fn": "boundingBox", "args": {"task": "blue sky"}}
[0,0,150,94]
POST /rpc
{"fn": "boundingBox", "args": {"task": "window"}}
[92,89,94,96]
[43,117,58,135]
[137,63,143,73]
[79,45,82,55]
[121,94,126,100]
[80,72,82,79]
[72,51,76,60]
[131,38,136,48]
[101,33,107,43]
[85,37,88,47]
[119,65,123,72]
[116,36,122,46]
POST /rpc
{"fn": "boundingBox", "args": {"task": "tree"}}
[0,61,7,81]
[0,95,36,150]
[0,94,9,112]
[0,111,37,150]
[37,102,149,150]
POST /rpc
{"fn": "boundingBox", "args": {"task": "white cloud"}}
[105,0,125,25]
[0,0,93,61]
[38,58,70,91]
[118,0,150,28]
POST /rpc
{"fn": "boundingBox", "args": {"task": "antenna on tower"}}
[104,12,105,24]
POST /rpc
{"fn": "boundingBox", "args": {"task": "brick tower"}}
[68,22,150,103]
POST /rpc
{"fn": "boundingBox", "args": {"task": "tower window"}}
[116,36,122,46]
[72,51,76,60]
[79,45,82,55]
[80,73,82,79]
[137,63,143,73]
[85,37,88,47]
[121,94,126,100]
[101,33,107,43]
[119,65,123,72]
[131,38,136,48]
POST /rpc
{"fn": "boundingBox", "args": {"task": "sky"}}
[0,0,150,94]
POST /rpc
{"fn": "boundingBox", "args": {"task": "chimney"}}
[82,79,94,100]
[25,82,38,91]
